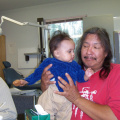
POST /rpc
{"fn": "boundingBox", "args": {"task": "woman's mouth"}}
[84,56,96,60]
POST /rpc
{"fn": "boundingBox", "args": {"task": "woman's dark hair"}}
[49,30,72,57]
[77,27,113,79]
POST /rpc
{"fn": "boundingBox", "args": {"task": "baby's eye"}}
[68,51,71,53]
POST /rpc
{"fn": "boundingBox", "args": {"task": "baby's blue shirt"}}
[25,57,85,92]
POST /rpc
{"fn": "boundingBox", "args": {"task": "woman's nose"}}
[87,46,93,54]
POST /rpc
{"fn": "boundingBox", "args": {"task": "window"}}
[46,19,83,60]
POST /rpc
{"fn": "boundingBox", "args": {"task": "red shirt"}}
[71,63,120,120]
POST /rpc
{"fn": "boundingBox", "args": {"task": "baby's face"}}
[54,40,75,62]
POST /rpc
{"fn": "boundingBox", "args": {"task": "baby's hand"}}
[13,80,21,86]
[13,79,27,86]
[85,68,94,81]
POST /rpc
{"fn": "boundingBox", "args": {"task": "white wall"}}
[0,0,120,77]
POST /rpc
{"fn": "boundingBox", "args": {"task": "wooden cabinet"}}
[0,35,6,80]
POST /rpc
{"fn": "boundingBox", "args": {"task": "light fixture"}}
[0,16,48,35]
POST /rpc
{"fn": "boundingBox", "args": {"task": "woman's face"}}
[81,34,107,72]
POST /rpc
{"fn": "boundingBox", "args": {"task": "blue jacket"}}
[25,57,85,92]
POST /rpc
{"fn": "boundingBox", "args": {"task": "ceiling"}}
[0,0,69,12]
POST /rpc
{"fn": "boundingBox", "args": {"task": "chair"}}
[2,61,41,90]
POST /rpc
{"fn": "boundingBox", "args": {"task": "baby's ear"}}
[54,50,60,58]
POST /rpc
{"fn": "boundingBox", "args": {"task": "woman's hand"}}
[54,73,81,104]
[41,64,55,92]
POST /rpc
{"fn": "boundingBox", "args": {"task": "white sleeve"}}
[0,77,17,120]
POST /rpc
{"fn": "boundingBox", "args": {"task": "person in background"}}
[0,77,17,120]
[41,27,120,120]
[13,31,94,120]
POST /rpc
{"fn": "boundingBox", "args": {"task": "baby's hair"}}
[49,30,72,57]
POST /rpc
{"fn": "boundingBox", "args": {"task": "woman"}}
[41,27,120,120]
